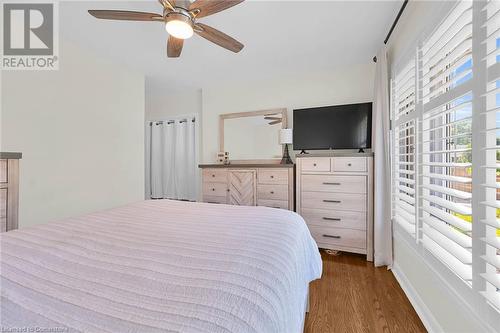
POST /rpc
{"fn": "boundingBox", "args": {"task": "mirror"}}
[220,109,287,161]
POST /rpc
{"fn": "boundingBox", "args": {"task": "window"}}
[392,57,417,236]
[393,120,417,236]
[480,0,500,310]
[420,92,473,282]
[419,0,473,278]
[390,0,500,314]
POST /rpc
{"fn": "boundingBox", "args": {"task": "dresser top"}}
[199,163,294,169]
[0,152,22,159]
[295,152,374,158]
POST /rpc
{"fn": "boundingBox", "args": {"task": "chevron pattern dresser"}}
[199,164,294,211]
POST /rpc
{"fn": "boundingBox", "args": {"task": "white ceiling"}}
[61,1,403,90]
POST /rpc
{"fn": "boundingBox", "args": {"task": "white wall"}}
[1,40,145,228]
[387,1,499,331]
[145,81,202,121]
[201,63,375,163]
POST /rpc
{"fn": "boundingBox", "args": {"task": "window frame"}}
[389,0,500,323]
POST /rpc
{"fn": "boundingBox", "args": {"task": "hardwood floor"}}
[304,250,427,333]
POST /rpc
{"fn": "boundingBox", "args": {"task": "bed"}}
[0,200,322,333]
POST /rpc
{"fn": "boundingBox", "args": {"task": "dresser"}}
[0,152,22,232]
[199,164,294,210]
[296,154,373,261]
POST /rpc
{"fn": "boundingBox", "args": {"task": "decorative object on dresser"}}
[199,164,295,210]
[296,154,374,261]
[0,152,22,232]
[217,151,229,165]
[279,129,293,165]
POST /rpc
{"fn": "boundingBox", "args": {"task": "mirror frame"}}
[219,108,288,162]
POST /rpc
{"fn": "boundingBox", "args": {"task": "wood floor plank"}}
[304,251,427,333]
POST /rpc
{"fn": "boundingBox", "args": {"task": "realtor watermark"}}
[1,1,59,70]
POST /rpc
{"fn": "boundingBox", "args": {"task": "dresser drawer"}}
[257,169,289,185]
[0,188,6,218]
[203,182,228,197]
[203,195,227,204]
[301,192,366,211]
[257,184,288,201]
[301,208,366,230]
[301,175,366,194]
[309,225,366,249]
[0,188,6,233]
[300,158,331,172]
[257,199,289,210]
[0,160,6,183]
[202,169,228,183]
[332,157,367,172]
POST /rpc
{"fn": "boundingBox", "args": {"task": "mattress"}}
[0,200,322,333]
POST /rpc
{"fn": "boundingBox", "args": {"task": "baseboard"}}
[391,263,442,333]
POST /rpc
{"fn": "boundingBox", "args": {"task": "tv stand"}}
[299,150,310,155]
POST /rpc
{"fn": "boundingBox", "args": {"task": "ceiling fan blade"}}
[189,0,244,18]
[268,120,282,125]
[158,0,175,11]
[88,10,164,22]
[167,35,184,58]
[194,23,243,53]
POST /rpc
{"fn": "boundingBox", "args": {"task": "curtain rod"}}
[373,0,409,63]
[149,119,195,125]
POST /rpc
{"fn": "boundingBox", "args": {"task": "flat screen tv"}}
[293,102,372,151]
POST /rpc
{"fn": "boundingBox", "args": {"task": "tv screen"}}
[293,102,372,150]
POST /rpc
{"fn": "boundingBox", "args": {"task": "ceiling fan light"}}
[165,13,194,39]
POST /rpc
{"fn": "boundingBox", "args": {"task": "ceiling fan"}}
[264,114,282,125]
[88,0,245,58]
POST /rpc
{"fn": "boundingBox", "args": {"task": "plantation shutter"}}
[392,58,417,237]
[419,0,474,282]
[479,0,500,310]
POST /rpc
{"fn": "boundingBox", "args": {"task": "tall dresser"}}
[0,152,22,232]
[296,154,373,261]
[199,164,294,211]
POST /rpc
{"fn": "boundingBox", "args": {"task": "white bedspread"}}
[0,200,322,333]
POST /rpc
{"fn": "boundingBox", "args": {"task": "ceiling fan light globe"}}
[165,12,194,39]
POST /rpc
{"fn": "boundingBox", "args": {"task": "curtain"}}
[148,117,197,201]
[373,45,393,268]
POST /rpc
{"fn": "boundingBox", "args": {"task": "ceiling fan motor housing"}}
[165,9,194,27]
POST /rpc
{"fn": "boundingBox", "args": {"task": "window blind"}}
[394,58,416,120]
[393,120,417,235]
[391,0,500,317]
[419,0,474,283]
[392,57,417,237]
[480,0,500,310]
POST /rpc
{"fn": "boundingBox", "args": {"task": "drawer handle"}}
[323,234,341,239]
[273,206,281,209]
[212,174,216,177]
[270,191,275,194]
[207,201,219,204]
[212,188,215,191]
[323,182,341,185]
[323,217,341,221]
[270,175,274,178]
[313,163,317,166]
[348,163,352,166]
[323,200,341,203]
